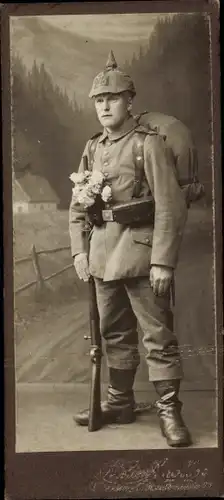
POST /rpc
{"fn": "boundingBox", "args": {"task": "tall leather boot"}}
[74,368,136,426]
[154,380,192,447]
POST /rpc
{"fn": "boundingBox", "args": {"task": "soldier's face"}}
[94,92,130,130]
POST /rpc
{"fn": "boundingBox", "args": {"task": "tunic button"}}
[145,238,150,243]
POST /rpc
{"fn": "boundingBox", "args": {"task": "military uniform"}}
[69,51,192,446]
[69,114,187,381]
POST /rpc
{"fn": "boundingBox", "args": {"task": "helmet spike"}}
[106,50,117,70]
[89,50,136,98]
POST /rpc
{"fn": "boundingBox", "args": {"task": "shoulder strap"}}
[132,132,146,198]
[132,126,158,198]
[132,125,168,198]
[88,132,101,171]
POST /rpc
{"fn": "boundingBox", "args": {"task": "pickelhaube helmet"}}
[89,50,136,98]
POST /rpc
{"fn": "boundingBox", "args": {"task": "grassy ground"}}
[13,208,86,333]
[13,209,73,291]
[13,209,70,259]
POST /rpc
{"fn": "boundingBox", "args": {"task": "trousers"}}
[94,276,183,381]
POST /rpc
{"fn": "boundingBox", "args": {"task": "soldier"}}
[69,51,192,447]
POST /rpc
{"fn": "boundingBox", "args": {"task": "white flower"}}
[87,171,105,195]
[89,170,104,185]
[101,185,112,203]
[69,170,92,184]
[70,168,111,209]
[77,185,95,207]
[84,170,91,180]
[89,183,102,195]
[69,172,85,184]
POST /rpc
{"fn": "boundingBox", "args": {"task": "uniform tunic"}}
[69,116,188,381]
[69,116,187,281]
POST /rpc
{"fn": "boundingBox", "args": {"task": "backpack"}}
[88,112,205,207]
[134,112,205,206]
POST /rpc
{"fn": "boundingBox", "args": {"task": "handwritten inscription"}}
[90,458,213,493]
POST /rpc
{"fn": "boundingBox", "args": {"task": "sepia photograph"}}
[3,1,223,498]
[10,9,219,453]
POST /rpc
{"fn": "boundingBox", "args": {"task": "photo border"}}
[2,1,223,498]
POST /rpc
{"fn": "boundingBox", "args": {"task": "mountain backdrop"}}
[10,13,212,208]
[10,14,159,106]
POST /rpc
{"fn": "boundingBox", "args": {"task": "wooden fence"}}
[14,244,73,295]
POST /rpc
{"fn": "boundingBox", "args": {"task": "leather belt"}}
[101,196,155,225]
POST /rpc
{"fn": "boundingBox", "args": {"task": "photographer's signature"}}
[90,458,212,493]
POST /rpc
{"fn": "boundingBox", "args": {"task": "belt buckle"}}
[102,209,114,222]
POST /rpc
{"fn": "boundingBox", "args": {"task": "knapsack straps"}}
[132,133,146,198]
[87,134,101,171]
[132,126,161,198]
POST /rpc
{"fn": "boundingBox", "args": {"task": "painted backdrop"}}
[11,12,216,391]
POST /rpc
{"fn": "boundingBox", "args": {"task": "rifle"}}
[83,154,103,432]
[85,274,103,432]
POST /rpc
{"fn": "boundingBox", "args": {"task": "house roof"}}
[13,172,59,204]
[13,175,29,203]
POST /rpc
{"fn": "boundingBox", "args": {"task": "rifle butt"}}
[88,361,102,432]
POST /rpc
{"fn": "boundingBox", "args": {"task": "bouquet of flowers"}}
[69,170,112,226]
[69,170,112,208]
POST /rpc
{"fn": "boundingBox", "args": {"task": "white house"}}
[12,171,59,214]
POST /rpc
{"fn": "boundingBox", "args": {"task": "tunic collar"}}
[98,116,138,143]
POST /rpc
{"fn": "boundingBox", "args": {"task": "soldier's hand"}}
[150,265,173,296]
[74,253,90,282]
